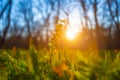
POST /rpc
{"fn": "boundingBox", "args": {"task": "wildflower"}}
[53,61,68,77]
[114,49,119,53]
[12,46,16,57]
[53,66,63,77]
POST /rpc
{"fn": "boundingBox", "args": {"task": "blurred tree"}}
[89,0,101,47]
[0,0,12,48]
[37,0,55,47]
[18,0,33,38]
[79,0,88,28]
[107,0,120,40]
[0,0,9,18]
[55,0,60,24]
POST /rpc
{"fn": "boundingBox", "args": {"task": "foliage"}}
[50,20,67,49]
[0,48,120,80]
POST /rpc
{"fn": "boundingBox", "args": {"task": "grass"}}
[0,47,120,80]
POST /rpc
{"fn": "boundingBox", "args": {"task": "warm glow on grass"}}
[66,29,76,40]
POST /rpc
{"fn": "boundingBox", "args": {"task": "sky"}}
[0,0,120,34]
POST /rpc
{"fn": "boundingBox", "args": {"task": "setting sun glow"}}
[64,9,81,40]
[66,29,76,40]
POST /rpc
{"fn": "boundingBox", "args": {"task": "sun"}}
[65,9,81,40]
[66,29,76,40]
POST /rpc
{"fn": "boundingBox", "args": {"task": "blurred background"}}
[0,0,120,49]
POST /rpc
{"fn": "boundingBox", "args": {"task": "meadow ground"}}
[0,48,120,80]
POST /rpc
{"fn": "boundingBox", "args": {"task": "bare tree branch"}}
[0,0,10,18]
